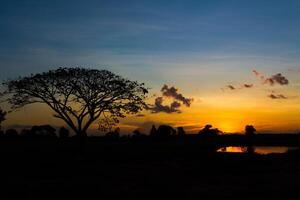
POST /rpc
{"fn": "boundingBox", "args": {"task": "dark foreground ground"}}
[1,137,300,200]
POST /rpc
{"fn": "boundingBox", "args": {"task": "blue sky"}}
[1,0,300,133]
[1,0,300,79]
[0,2,298,86]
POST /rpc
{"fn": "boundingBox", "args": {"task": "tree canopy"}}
[2,67,148,136]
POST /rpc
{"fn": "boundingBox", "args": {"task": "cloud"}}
[161,84,193,107]
[243,84,253,88]
[252,69,265,80]
[170,101,181,109]
[224,69,289,100]
[264,73,289,86]
[147,84,193,114]
[147,97,181,113]
[223,83,253,91]
[253,70,289,86]
[135,114,146,117]
[268,92,288,99]
[227,85,236,90]
[252,69,290,99]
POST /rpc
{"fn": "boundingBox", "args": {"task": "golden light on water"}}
[218,146,244,153]
[218,146,296,154]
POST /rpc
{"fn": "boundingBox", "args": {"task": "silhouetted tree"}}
[106,127,120,139]
[132,129,146,139]
[156,125,176,138]
[133,129,142,137]
[245,125,256,154]
[3,67,148,141]
[177,127,186,136]
[199,124,222,136]
[59,127,70,138]
[0,108,7,130]
[150,125,157,137]
[31,125,56,138]
[245,125,256,136]
[20,129,34,137]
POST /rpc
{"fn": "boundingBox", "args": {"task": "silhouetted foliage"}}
[20,129,34,138]
[0,108,7,130]
[106,127,120,139]
[59,127,70,138]
[177,127,186,136]
[31,125,56,138]
[245,125,256,154]
[150,125,157,137]
[5,128,18,137]
[132,129,147,140]
[156,125,176,138]
[199,124,222,136]
[133,129,142,137]
[245,125,256,136]
[3,67,148,139]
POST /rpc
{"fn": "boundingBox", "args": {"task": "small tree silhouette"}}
[150,125,157,137]
[31,125,56,138]
[245,125,256,136]
[245,125,256,154]
[132,129,146,139]
[106,127,120,138]
[133,129,142,137]
[156,125,176,137]
[2,67,148,141]
[199,124,222,136]
[177,127,186,136]
[59,127,70,138]
[20,129,34,137]
[0,108,7,131]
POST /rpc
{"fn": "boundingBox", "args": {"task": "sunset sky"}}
[1,0,300,134]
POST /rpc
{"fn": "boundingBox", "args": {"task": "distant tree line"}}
[0,123,256,140]
[0,125,70,139]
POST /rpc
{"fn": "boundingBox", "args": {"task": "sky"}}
[1,0,300,134]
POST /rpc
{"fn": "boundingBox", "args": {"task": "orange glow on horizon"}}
[3,88,300,134]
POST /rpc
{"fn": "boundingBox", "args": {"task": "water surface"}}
[217,146,298,154]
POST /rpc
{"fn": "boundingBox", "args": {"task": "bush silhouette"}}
[31,125,56,138]
[0,108,6,131]
[132,129,147,140]
[133,129,142,137]
[156,125,176,138]
[150,125,157,137]
[198,124,222,136]
[177,127,186,136]
[59,127,70,138]
[245,125,256,136]
[106,127,120,139]
[20,129,35,138]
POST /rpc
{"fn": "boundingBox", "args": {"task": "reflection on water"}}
[217,146,298,154]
